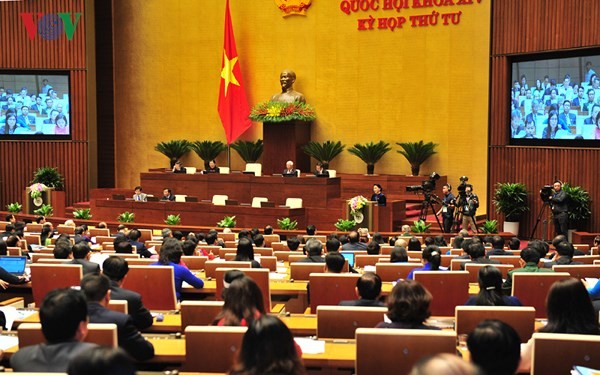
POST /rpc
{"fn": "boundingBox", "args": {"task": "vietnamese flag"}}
[218,0,252,145]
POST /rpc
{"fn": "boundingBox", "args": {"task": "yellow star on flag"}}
[221,50,240,97]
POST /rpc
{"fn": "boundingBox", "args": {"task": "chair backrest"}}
[309,273,361,313]
[450,258,469,271]
[455,306,536,343]
[183,326,247,372]
[413,271,469,316]
[38,258,70,264]
[125,258,155,266]
[355,255,387,268]
[174,194,187,202]
[290,262,326,280]
[215,267,271,309]
[285,197,303,209]
[253,247,274,256]
[316,306,386,339]
[355,328,456,375]
[512,272,570,318]
[573,255,600,264]
[245,163,262,177]
[30,264,83,307]
[180,300,224,328]
[108,299,128,314]
[24,234,40,245]
[204,260,251,278]
[7,246,22,256]
[219,166,230,174]
[262,234,280,247]
[31,253,54,263]
[375,262,421,282]
[219,232,237,242]
[138,229,153,243]
[108,253,140,259]
[89,228,110,237]
[185,166,197,174]
[258,255,277,272]
[328,169,336,178]
[440,254,457,268]
[25,223,43,233]
[273,250,295,261]
[531,332,600,375]
[552,264,600,279]
[251,197,268,208]
[221,251,238,260]
[56,225,75,235]
[181,255,208,271]
[18,322,118,348]
[95,235,114,245]
[464,263,514,282]
[489,255,522,268]
[122,265,177,310]
[212,194,228,206]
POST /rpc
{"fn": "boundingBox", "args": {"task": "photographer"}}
[549,180,568,236]
[461,184,479,234]
[436,183,455,233]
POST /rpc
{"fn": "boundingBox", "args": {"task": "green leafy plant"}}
[164,214,182,225]
[302,141,345,169]
[73,208,92,220]
[217,215,237,228]
[33,204,53,217]
[30,167,63,190]
[480,219,499,234]
[334,218,356,231]
[492,182,529,222]
[249,101,317,122]
[231,140,263,163]
[154,140,192,168]
[410,219,431,233]
[562,183,592,228]
[396,140,438,176]
[6,202,22,213]
[117,211,135,223]
[347,141,391,175]
[191,140,227,169]
[277,217,298,230]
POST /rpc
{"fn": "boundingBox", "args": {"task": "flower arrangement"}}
[348,195,368,214]
[249,101,317,123]
[29,183,47,199]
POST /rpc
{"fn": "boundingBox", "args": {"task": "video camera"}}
[540,185,553,202]
[456,176,470,198]
[406,172,441,193]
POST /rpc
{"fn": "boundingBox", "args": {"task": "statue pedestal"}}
[262,120,311,175]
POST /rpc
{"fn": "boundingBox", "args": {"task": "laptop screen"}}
[340,252,355,268]
[0,256,27,275]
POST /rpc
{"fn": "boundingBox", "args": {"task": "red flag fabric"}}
[218,0,252,145]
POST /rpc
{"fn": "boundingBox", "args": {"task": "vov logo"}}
[19,13,82,41]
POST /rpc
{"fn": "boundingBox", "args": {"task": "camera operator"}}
[461,184,479,234]
[436,183,455,233]
[549,180,568,236]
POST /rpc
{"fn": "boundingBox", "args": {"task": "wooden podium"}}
[345,201,375,232]
[24,188,65,217]
[262,120,311,175]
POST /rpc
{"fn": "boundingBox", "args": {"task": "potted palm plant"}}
[231,140,263,163]
[302,141,345,169]
[396,140,438,176]
[347,141,391,175]
[154,140,192,168]
[30,167,64,190]
[492,182,529,235]
[191,140,227,170]
[562,183,592,233]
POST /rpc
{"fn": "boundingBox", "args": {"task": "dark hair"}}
[172,231,184,240]
[40,288,88,343]
[81,273,110,302]
[386,280,432,326]
[552,234,567,248]
[127,229,141,241]
[528,239,549,258]
[325,238,340,253]
[424,236,434,246]
[453,235,464,249]
[366,241,380,255]
[508,237,520,250]
[181,240,197,256]
[306,225,316,235]
[433,236,447,247]
[555,241,574,258]
[469,242,486,259]
[68,346,136,375]
[235,238,255,261]
[230,315,306,375]
[390,246,408,263]
[348,231,359,244]
[304,238,323,257]
[115,240,133,254]
[264,225,273,235]
[35,215,45,223]
[467,320,521,375]
[253,234,265,247]
[408,237,421,251]
[159,238,183,264]
[357,272,382,300]
[287,236,300,251]
[373,183,383,191]
[422,245,441,270]
[74,226,84,236]
[542,278,600,335]
[473,266,506,306]
[53,240,72,259]
[325,252,345,273]
[490,235,504,249]
[72,242,91,259]
[339,234,349,245]
[102,256,129,281]
[238,230,250,239]
[0,240,6,256]
[520,247,541,264]
[206,233,217,245]
[214,276,265,326]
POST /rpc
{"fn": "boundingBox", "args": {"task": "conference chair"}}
[38,258,71,264]
[285,198,303,209]
[25,223,43,233]
[219,166,230,174]
[413,271,469,316]
[204,260,251,278]
[108,299,128,314]
[106,253,140,259]
[380,245,393,255]
[30,264,83,307]
[273,250,295,262]
[244,163,262,177]
[375,262,421,281]
[355,255,387,268]
[122,265,177,310]
[125,258,155,266]
[455,306,536,343]
[253,247,274,256]
[251,197,268,208]
[573,244,590,254]
[309,273,361,313]
[7,247,22,256]
[181,255,208,270]
[552,264,600,279]
[89,227,110,237]
[31,253,53,263]
[215,267,271,310]
[219,249,237,259]
[174,194,187,202]
[18,322,118,348]
[262,234,280,247]
[464,263,514,282]
[211,194,228,206]
[290,262,326,281]
[355,328,456,375]
[316,306,387,339]
[573,255,600,264]
[289,254,308,264]
[257,255,277,271]
[138,229,153,243]
[185,166,197,174]
[180,300,224,328]
[56,225,75,235]
[218,232,236,241]
[407,251,423,260]
[531,332,600,375]
[23,234,40,245]
[183,326,247,372]
[511,272,570,318]
[95,235,114,245]
[489,255,522,268]
[450,258,470,271]
[441,254,457,268]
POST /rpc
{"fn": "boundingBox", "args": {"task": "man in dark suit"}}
[542,241,583,268]
[487,235,512,256]
[314,162,329,177]
[282,160,298,177]
[341,231,368,251]
[460,242,501,270]
[127,229,152,258]
[80,274,154,361]
[102,256,153,330]
[339,272,385,307]
[69,242,100,275]
[10,288,97,372]
[296,238,325,263]
[161,188,175,201]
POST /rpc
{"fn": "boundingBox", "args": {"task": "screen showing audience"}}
[0,73,71,139]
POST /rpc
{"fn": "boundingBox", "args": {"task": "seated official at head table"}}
[161,188,175,201]
[314,162,329,177]
[282,160,298,177]
[132,186,147,202]
[203,159,220,174]
[172,161,186,174]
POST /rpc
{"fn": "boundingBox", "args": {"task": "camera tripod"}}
[529,201,551,240]
[419,192,444,232]
[452,198,478,234]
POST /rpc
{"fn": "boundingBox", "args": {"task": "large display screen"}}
[510,51,600,146]
[0,72,71,139]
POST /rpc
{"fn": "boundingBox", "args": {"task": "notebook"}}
[340,252,355,268]
[0,256,27,276]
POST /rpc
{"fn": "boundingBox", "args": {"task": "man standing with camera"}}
[437,183,455,233]
[549,180,568,236]
[461,184,479,234]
